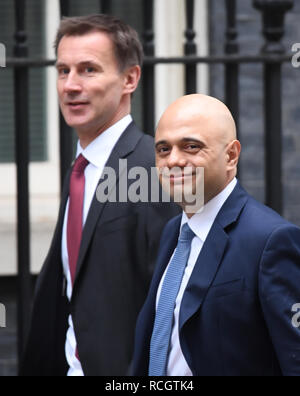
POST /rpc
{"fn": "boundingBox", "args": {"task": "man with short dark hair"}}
[21,14,179,376]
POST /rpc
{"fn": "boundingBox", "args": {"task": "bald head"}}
[155,94,241,211]
[157,94,237,143]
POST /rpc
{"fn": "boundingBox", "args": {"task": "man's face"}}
[155,115,231,209]
[56,31,127,136]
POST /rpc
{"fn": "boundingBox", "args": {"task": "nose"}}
[166,147,187,169]
[63,70,82,95]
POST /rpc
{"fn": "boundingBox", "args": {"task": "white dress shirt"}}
[61,115,133,376]
[156,178,237,376]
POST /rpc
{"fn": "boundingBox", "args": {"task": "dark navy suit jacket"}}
[132,182,300,376]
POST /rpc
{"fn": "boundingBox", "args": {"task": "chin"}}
[65,117,91,131]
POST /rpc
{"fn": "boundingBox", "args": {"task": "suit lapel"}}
[35,169,71,297]
[60,170,71,223]
[133,215,182,372]
[179,182,249,332]
[179,222,228,331]
[148,216,182,301]
[73,122,144,288]
[49,168,71,261]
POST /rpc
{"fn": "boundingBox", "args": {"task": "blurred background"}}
[0,0,299,376]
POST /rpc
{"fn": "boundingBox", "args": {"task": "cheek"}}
[155,156,164,166]
[90,82,122,107]
[57,82,63,101]
[97,74,124,93]
[188,154,206,170]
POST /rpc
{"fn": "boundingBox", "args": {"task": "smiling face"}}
[56,31,140,148]
[155,95,241,215]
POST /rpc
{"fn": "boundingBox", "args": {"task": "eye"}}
[58,68,69,76]
[156,146,170,155]
[185,144,200,151]
[84,66,97,74]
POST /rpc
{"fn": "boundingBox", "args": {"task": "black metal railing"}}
[1,0,295,363]
[13,0,31,362]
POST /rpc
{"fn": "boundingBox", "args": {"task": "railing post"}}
[225,0,239,133]
[142,0,155,135]
[14,0,31,361]
[185,0,197,94]
[100,0,112,14]
[60,0,70,18]
[59,1,73,191]
[253,0,294,214]
[225,0,241,179]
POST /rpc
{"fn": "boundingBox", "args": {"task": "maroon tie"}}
[67,154,89,285]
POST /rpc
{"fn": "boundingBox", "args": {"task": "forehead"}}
[155,117,210,145]
[57,31,115,63]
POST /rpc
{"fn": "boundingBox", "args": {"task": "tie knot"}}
[73,154,89,174]
[179,223,195,242]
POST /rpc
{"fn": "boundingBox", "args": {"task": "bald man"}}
[132,94,300,376]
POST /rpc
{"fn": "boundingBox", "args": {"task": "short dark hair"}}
[54,14,144,72]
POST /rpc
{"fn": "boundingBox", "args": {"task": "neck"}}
[78,99,131,149]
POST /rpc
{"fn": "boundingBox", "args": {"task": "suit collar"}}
[75,115,133,169]
[214,180,249,229]
[182,178,238,243]
[113,121,144,158]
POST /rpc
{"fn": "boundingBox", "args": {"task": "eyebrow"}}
[55,60,99,69]
[155,137,204,149]
[55,61,67,69]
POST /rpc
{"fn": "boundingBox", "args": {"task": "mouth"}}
[170,175,194,184]
[162,173,196,185]
[66,101,89,110]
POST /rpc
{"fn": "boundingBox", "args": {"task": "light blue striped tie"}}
[149,223,195,376]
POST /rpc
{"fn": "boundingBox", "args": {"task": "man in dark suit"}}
[20,14,179,376]
[133,94,300,376]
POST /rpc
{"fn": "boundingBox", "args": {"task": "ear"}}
[226,140,241,170]
[123,65,141,95]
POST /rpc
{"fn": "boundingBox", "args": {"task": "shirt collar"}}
[181,178,238,242]
[76,115,133,168]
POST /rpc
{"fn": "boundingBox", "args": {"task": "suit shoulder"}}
[128,123,154,146]
[131,130,155,166]
[138,133,155,149]
[242,195,299,234]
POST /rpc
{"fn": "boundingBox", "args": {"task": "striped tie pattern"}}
[149,223,195,376]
